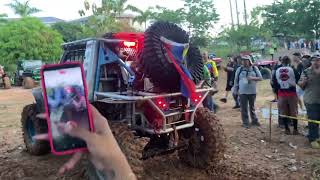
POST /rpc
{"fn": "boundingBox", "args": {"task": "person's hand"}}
[247,76,255,81]
[35,105,135,179]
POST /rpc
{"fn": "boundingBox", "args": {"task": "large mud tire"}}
[21,104,50,155]
[260,67,272,79]
[178,107,226,168]
[3,76,11,89]
[85,121,146,179]
[141,21,203,92]
[23,77,35,89]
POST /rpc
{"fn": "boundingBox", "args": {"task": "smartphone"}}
[41,62,93,155]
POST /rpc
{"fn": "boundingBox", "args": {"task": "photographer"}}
[298,54,320,148]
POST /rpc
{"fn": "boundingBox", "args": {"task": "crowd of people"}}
[286,39,320,52]
[202,50,320,149]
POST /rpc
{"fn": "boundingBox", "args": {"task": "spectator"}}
[234,56,262,128]
[298,53,320,148]
[220,55,240,109]
[203,51,219,113]
[302,55,312,70]
[269,45,275,60]
[272,56,300,135]
[292,52,306,110]
[271,57,285,128]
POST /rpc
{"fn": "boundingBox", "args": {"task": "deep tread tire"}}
[260,67,272,79]
[3,77,11,89]
[110,123,146,179]
[179,107,226,168]
[23,77,35,89]
[21,104,50,155]
[141,21,203,92]
[84,104,146,180]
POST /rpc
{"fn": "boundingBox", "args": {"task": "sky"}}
[0,0,274,33]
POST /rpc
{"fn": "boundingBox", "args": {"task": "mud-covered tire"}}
[260,67,272,79]
[178,107,226,168]
[141,21,203,92]
[21,104,50,155]
[111,123,145,178]
[85,122,146,180]
[23,77,35,89]
[3,77,11,89]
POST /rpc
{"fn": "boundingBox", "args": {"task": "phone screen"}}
[43,66,90,153]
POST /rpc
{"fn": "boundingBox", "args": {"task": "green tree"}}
[126,5,154,29]
[6,0,40,17]
[0,14,7,25]
[151,6,186,25]
[79,0,136,36]
[184,0,219,36]
[51,22,86,42]
[0,17,63,65]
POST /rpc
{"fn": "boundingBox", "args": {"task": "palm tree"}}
[114,0,128,16]
[6,0,40,17]
[126,6,154,30]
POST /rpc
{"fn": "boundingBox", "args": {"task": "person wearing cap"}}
[220,55,240,109]
[234,55,262,128]
[298,53,320,148]
[272,56,300,135]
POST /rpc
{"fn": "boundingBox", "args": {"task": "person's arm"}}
[248,67,263,81]
[272,68,280,93]
[212,61,219,79]
[298,70,308,89]
[233,67,240,88]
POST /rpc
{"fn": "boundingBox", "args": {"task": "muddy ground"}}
[1,62,320,179]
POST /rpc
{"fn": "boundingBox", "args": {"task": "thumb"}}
[64,121,93,142]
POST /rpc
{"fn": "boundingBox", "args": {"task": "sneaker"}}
[220,98,227,103]
[251,122,261,127]
[242,124,250,129]
[270,99,277,103]
[293,129,299,135]
[233,105,240,109]
[285,129,291,135]
[311,141,320,149]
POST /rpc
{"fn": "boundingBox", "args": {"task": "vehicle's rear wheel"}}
[85,122,146,180]
[3,76,11,89]
[23,77,35,89]
[178,107,226,168]
[141,21,203,92]
[260,67,272,79]
[21,104,50,155]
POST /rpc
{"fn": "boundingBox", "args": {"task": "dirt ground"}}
[1,60,320,179]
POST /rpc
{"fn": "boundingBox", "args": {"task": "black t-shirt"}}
[295,63,304,79]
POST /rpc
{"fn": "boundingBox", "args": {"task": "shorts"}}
[296,85,304,97]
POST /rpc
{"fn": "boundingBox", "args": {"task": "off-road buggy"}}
[15,60,43,89]
[21,22,226,179]
[0,65,11,89]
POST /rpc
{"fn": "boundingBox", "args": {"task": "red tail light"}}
[123,41,136,48]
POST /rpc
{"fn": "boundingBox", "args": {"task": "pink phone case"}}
[41,62,94,155]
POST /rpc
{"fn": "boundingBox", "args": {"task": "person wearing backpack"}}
[234,55,263,128]
[272,56,300,135]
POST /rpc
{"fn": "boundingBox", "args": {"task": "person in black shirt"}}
[220,55,240,108]
[292,52,306,110]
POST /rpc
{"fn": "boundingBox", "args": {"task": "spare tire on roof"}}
[141,21,204,92]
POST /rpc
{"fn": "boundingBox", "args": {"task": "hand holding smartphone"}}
[41,62,94,155]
